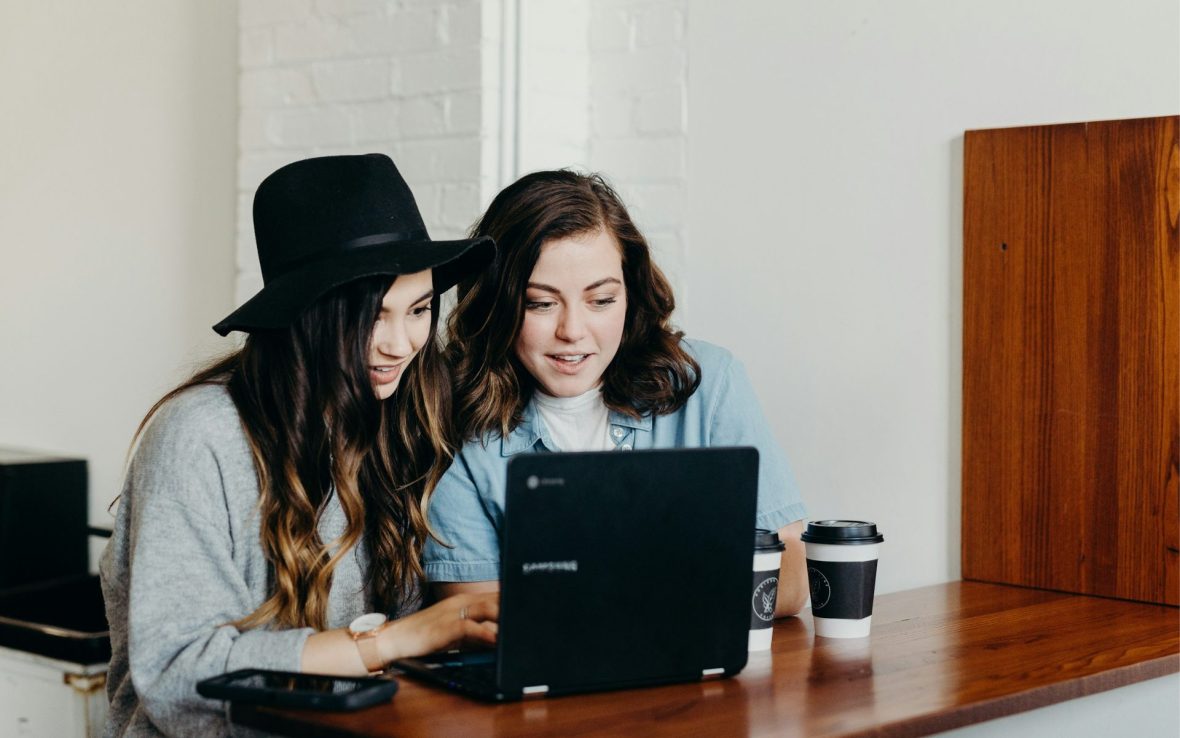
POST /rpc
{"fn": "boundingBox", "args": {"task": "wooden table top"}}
[233,581,1179,738]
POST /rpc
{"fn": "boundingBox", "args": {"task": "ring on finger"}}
[459,606,469,621]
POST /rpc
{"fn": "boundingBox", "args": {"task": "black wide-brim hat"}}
[213,153,495,336]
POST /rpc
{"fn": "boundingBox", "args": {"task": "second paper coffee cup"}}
[749,528,785,651]
[802,520,883,639]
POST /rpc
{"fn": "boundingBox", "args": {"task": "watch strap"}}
[355,630,385,674]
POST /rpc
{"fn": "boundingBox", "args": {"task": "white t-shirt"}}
[532,387,612,452]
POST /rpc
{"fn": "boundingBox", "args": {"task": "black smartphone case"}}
[197,668,398,711]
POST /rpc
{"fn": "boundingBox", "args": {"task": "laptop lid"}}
[495,446,759,697]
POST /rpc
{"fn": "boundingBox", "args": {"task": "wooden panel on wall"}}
[962,116,1179,606]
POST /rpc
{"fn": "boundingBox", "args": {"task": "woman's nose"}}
[373,319,412,357]
[554,307,587,342]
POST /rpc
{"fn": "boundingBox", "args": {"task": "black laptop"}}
[395,446,759,701]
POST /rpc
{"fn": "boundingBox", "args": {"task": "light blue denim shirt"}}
[424,338,806,582]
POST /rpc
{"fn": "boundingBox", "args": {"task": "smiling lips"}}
[546,353,592,375]
[370,364,404,385]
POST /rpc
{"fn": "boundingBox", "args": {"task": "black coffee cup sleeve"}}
[807,560,877,620]
[750,569,779,629]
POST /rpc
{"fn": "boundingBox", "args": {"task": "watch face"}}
[350,613,387,634]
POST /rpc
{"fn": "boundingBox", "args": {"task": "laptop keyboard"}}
[403,651,502,697]
[433,661,498,691]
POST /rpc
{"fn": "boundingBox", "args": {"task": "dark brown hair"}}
[131,275,452,630]
[446,170,700,440]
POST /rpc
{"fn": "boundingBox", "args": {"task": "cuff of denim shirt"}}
[755,502,807,534]
[424,560,500,583]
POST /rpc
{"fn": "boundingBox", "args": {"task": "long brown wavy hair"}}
[131,275,452,631]
[446,170,700,440]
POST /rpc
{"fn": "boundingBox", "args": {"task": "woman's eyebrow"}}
[380,289,434,313]
[526,277,622,294]
[583,277,622,291]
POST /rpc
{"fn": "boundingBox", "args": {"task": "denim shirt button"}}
[620,444,633,451]
[610,427,625,439]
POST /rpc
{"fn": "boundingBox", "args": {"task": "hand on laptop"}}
[382,592,499,662]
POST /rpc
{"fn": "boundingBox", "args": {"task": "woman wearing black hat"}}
[100,154,497,736]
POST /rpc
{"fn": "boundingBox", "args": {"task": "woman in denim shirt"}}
[425,170,808,617]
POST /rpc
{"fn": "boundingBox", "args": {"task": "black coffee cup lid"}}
[754,528,786,552]
[800,520,883,545]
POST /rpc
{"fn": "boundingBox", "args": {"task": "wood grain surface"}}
[962,116,1180,605]
[232,582,1179,738]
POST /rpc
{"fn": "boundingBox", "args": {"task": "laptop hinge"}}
[701,668,725,680]
[522,685,549,698]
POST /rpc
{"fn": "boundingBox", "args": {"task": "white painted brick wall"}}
[311,59,390,102]
[633,2,686,48]
[441,182,483,230]
[478,0,509,209]
[236,0,690,314]
[352,100,401,143]
[447,91,482,134]
[442,1,482,46]
[587,0,689,315]
[635,83,684,134]
[591,137,685,181]
[511,0,689,313]
[236,0,491,304]
[401,49,483,95]
[398,97,448,138]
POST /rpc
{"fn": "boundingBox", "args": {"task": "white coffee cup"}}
[749,528,785,651]
[801,520,884,639]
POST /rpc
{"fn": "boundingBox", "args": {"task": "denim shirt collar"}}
[498,397,652,457]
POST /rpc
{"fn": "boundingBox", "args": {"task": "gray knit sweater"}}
[99,384,418,737]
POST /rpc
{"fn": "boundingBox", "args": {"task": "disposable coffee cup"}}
[749,528,785,651]
[802,520,883,639]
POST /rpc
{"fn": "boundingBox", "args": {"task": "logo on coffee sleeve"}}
[808,566,831,609]
[752,576,778,622]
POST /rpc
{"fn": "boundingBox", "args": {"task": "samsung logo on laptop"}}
[522,560,579,575]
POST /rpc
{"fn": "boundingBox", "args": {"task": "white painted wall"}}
[0,1,238,553]
[517,0,590,174]
[686,0,1179,595]
[236,0,489,306]
[507,0,692,298]
[587,0,690,303]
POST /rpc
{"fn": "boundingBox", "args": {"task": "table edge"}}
[852,652,1180,738]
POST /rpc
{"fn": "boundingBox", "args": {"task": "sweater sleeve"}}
[110,393,313,735]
